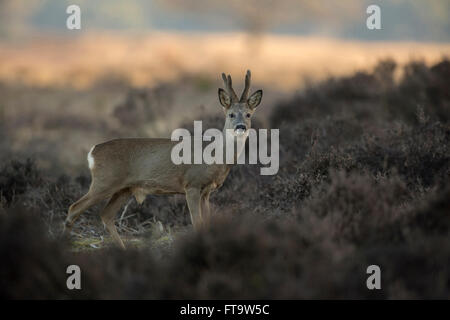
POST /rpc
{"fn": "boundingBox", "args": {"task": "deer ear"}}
[247,90,263,109]
[218,88,231,108]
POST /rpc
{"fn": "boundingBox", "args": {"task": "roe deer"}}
[64,70,263,248]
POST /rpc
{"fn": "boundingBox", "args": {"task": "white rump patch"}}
[87,145,95,169]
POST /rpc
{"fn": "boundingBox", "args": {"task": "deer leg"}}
[99,189,132,249]
[64,192,104,235]
[63,176,118,236]
[185,187,202,230]
[201,191,211,227]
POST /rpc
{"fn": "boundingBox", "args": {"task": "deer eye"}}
[246,113,251,118]
[229,113,235,118]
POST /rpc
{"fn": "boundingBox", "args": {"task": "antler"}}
[221,73,239,102]
[240,70,251,102]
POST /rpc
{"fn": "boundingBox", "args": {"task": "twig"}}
[119,199,133,226]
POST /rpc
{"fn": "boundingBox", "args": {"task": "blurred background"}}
[1,0,449,88]
[0,0,449,172]
[1,0,449,40]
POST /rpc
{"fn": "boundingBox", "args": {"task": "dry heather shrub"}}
[264,97,448,215]
[1,190,449,299]
[297,170,411,244]
[357,188,450,299]
[388,59,450,123]
[271,58,450,126]
[352,121,449,188]
[0,205,71,299]
[0,204,162,299]
[1,206,356,299]
[0,159,41,206]
[21,174,104,237]
[404,186,450,240]
[74,248,162,299]
[162,215,358,299]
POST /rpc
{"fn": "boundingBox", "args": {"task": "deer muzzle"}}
[234,124,247,135]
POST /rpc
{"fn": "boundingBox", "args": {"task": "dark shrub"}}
[1,188,449,299]
[352,120,449,188]
[271,58,450,127]
[0,159,41,206]
[0,205,70,299]
[297,170,411,244]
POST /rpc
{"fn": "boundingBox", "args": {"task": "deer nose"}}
[235,124,247,131]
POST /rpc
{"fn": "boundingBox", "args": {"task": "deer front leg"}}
[185,187,202,230]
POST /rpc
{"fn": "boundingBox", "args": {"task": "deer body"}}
[64,71,262,248]
[89,138,232,205]
[89,138,231,196]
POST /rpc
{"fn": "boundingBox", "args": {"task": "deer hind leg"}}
[64,192,103,235]
[185,187,202,230]
[63,179,115,235]
[100,188,132,249]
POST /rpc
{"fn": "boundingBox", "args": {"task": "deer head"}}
[218,70,263,136]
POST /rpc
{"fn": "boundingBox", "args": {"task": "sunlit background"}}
[0,0,449,88]
[1,0,449,39]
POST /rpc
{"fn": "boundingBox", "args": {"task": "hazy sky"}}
[1,0,449,42]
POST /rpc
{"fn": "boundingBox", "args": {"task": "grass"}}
[71,236,157,251]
